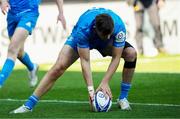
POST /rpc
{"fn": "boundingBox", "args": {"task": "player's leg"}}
[135,10,144,55]
[17,46,32,71]
[0,11,39,88]
[0,28,28,87]
[16,12,39,87]
[117,42,137,110]
[147,2,165,53]
[10,45,79,113]
[33,45,79,98]
[17,46,39,87]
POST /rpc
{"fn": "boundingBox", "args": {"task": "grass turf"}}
[0,54,180,118]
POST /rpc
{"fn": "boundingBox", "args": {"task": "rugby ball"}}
[93,91,112,112]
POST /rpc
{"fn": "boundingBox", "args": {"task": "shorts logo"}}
[67,36,73,42]
[26,22,31,27]
[115,31,126,42]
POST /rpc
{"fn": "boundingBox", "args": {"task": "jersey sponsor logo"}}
[115,31,126,43]
[26,22,31,27]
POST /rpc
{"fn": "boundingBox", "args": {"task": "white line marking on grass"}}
[0,98,180,107]
[130,102,180,107]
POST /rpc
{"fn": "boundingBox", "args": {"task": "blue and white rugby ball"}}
[93,91,112,112]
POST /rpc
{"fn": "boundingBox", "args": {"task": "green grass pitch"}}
[0,54,180,118]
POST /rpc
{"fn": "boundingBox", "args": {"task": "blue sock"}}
[24,95,39,110]
[0,58,15,85]
[119,82,131,99]
[18,52,34,71]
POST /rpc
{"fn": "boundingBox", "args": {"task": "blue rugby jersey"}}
[71,8,126,51]
[9,0,41,13]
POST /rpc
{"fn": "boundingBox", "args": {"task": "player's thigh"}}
[10,12,38,51]
[147,3,160,27]
[121,42,137,61]
[10,28,29,47]
[135,11,144,30]
[55,45,79,69]
[8,28,29,54]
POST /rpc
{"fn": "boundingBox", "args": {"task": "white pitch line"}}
[0,98,180,107]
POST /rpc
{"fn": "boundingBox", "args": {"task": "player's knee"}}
[52,63,67,77]
[123,48,137,69]
[125,48,137,62]
[129,49,137,61]
[8,44,18,56]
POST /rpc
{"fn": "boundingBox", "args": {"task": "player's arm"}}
[0,0,10,15]
[56,0,66,30]
[78,47,94,97]
[98,26,126,98]
[97,47,123,98]
[78,47,94,110]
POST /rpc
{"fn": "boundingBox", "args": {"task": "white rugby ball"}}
[93,91,112,112]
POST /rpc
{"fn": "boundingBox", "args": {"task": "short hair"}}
[95,14,114,35]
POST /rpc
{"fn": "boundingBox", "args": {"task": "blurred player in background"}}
[0,0,66,88]
[127,0,166,55]
[11,7,137,113]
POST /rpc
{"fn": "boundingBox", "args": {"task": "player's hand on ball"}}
[96,82,112,99]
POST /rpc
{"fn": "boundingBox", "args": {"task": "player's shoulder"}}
[76,8,98,29]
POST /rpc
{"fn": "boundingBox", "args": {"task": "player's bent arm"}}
[78,47,94,101]
[97,47,123,98]
[102,47,123,84]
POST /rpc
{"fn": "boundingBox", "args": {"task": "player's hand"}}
[88,86,95,111]
[57,13,66,30]
[96,82,112,99]
[0,0,10,15]
[88,95,94,111]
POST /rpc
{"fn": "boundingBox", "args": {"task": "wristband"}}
[88,86,94,92]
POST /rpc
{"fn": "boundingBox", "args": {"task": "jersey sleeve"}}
[113,23,126,48]
[76,28,90,48]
